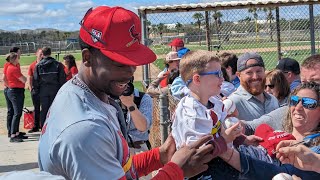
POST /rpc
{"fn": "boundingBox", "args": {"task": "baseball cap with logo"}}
[276,58,300,75]
[254,124,296,157]
[165,51,181,63]
[79,6,156,66]
[168,38,184,47]
[237,52,265,72]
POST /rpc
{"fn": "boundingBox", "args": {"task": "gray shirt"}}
[128,89,153,142]
[228,85,279,121]
[38,79,136,180]
[244,106,288,135]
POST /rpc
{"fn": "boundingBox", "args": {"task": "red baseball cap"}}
[168,38,184,47]
[255,124,295,157]
[79,6,156,66]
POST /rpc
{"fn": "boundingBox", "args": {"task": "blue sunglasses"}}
[186,70,223,86]
[290,95,319,109]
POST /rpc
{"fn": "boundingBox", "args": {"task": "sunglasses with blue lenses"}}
[186,70,223,86]
[290,95,319,109]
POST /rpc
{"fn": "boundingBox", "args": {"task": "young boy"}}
[171,50,242,156]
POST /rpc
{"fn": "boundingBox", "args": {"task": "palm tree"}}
[192,12,204,46]
[248,7,259,42]
[262,7,275,41]
[157,23,165,42]
[212,11,223,42]
[175,22,183,35]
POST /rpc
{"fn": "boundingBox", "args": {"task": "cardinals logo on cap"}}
[91,29,102,43]
[126,25,140,47]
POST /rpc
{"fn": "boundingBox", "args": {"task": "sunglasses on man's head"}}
[186,70,223,86]
[79,7,107,45]
[265,84,275,89]
[290,95,319,109]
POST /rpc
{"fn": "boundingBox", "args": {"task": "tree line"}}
[0,30,79,46]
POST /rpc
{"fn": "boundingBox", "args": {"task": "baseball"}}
[272,173,293,180]
[224,117,240,129]
[223,99,236,115]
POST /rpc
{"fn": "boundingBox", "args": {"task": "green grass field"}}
[0,52,83,68]
[0,90,33,108]
[153,49,313,71]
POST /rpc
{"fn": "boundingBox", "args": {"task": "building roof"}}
[137,0,320,14]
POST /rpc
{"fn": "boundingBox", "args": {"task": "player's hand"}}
[171,135,214,178]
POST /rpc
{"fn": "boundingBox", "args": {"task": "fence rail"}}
[139,1,320,86]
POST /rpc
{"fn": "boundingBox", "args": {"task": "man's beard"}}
[241,78,266,96]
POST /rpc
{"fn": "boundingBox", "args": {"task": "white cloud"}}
[65,1,95,12]
[0,3,44,15]
[43,9,68,17]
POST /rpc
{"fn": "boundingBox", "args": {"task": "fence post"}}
[205,11,211,51]
[276,7,281,60]
[139,10,150,88]
[159,93,169,144]
[309,4,316,55]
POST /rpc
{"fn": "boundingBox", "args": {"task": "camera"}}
[122,82,134,96]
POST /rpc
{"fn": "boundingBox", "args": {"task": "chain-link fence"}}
[139,1,320,84]
[141,1,320,146]
[149,92,178,148]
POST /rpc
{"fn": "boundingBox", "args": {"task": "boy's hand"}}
[244,135,263,146]
[221,122,242,143]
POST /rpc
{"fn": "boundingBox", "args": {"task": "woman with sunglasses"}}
[265,70,290,107]
[214,82,320,179]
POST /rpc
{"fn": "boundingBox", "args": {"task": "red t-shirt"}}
[5,63,25,88]
[65,66,78,81]
[28,60,37,76]
[3,62,9,74]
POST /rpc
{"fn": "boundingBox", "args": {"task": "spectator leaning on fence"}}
[228,52,279,121]
[38,6,215,180]
[5,52,28,142]
[119,82,153,153]
[147,51,180,98]
[27,48,43,133]
[33,47,66,129]
[219,52,240,88]
[168,38,190,58]
[276,57,301,91]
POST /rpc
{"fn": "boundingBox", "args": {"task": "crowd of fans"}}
[1,5,319,180]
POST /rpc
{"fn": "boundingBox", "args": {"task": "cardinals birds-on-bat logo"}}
[126,25,140,47]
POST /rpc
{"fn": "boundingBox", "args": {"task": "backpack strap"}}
[133,91,145,109]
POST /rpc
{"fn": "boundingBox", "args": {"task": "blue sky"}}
[0,0,212,31]
[0,0,315,31]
